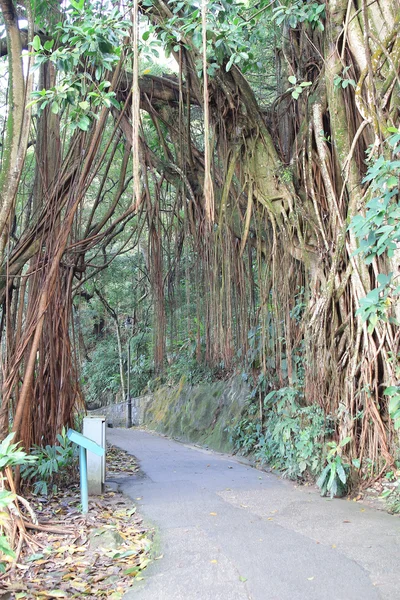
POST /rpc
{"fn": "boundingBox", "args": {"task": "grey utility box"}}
[83,415,106,495]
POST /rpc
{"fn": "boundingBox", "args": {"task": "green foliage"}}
[384,386,400,430]
[0,489,16,570]
[164,332,217,386]
[356,273,395,333]
[231,416,263,454]
[350,129,400,331]
[272,1,325,31]
[141,0,275,77]
[129,352,154,397]
[351,130,400,264]
[27,5,128,130]
[165,354,217,386]
[82,337,126,404]
[0,433,37,469]
[333,66,356,89]
[0,434,37,570]
[316,438,351,498]
[21,428,77,496]
[287,75,312,100]
[381,482,400,513]
[232,387,330,480]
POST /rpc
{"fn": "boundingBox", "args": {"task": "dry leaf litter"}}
[1,445,151,600]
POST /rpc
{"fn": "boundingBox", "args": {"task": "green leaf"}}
[32,35,42,52]
[288,75,297,85]
[388,395,400,415]
[339,436,351,447]
[316,464,330,490]
[70,0,85,11]
[384,386,399,396]
[77,116,91,131]
[51,101,59,115]
[386,176,398,189]
[0,534,15,558]
[368,314,378,334]
[336,462,347,484]
[109,97,121,109]
[26,553,45,562]
[226,55,234,72]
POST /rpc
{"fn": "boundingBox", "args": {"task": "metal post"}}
[80,445,88,514]
[127,336,132,428]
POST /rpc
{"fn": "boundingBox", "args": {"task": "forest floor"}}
[109,427,400,600]
[2,446,152,600]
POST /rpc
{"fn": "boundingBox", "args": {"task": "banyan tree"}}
[0,0,399,476]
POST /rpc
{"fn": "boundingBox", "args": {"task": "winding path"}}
[107,428,400,600]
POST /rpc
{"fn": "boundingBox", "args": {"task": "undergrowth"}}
[230,384,359,498]
[231,386,332,481]
[21,427,78,496]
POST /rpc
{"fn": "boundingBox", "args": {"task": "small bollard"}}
[67,429,105,514]
[83,416,106,495]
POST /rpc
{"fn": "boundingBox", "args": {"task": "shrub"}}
[231,386,332,480]
[316,438,351,498]
[21,427,77,496]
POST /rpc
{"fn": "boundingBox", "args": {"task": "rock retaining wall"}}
[90,394,152,428]
[142,377,248,453]
[90,377,248,453]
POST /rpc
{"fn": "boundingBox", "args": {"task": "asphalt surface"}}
[107,428,400,600]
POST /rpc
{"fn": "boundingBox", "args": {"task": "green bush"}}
[21,427,77,496]
[231,386,331,480]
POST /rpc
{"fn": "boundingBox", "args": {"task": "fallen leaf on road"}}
[239,576,247,582]
[209,512,217,516]
[210,560,218,564]
[307,577,314,581]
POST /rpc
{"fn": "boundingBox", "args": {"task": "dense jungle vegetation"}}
[0,0,400,506]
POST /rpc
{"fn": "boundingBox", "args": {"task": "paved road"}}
[107,428,400,600]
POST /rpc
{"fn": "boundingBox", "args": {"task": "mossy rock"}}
[143,376,248,453]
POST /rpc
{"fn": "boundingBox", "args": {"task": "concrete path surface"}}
[107,428,400,600]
